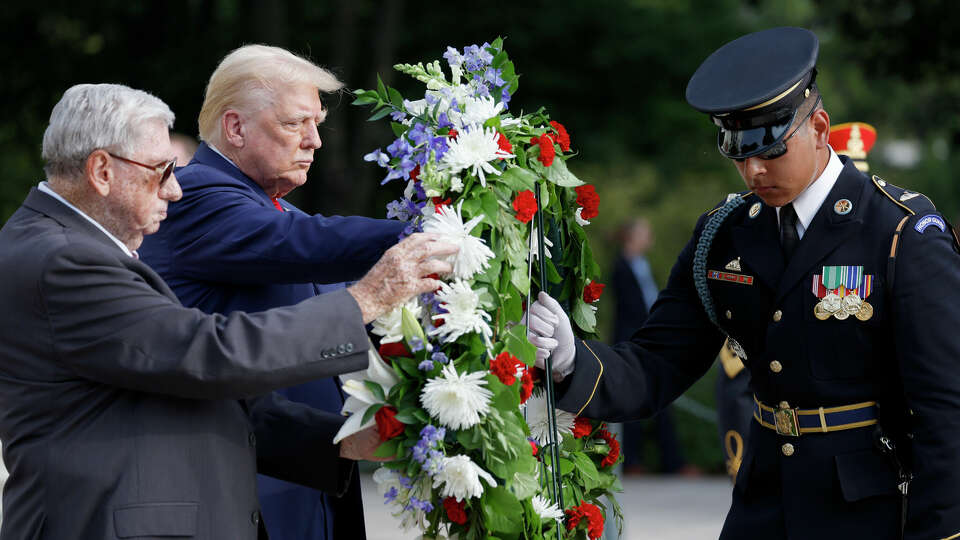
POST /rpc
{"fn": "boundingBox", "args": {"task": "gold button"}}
[772,310,782,322]
[725,310,732,320]
[782,443,795,456]
[779,401,790,409]
[769,360,782,373]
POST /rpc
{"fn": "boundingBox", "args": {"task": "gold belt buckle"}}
[774,405,800,437]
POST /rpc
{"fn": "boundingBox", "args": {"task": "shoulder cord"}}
[693,196,745,331]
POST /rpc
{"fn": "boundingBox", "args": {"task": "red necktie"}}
[271,198,284,212]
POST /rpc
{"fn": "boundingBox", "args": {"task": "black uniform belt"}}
[753,396,878,437]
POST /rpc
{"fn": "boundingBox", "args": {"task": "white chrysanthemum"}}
[421,363,492,430]
[422,202,494,280]
[458,96,505,128]
[524,390,576,444]
[428,279,493,344]
[528,226,553,260]
[575,207,591,226]
[372,298,422,344]
[441,126,513,187]
[532,495,564,521]
[334,348,400,443]
[432,454,497,501]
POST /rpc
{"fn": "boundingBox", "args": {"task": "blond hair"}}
[197,44,344,145]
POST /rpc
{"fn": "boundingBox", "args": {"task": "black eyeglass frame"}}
[108,152,177,187]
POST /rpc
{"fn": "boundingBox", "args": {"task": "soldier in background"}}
[715,121,879,481]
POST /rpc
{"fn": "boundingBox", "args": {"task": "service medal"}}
[855,301,874,321]
[841,293,862,315]
[814,302,832,320]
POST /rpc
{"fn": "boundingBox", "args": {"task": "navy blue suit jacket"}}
[140,143,405,540]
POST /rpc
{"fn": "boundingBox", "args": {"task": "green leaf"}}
[364,380,386,402]
[509,265,530,297]
[388,87,404,109]
[489,375,519,412]
[490,37,504,52]
[498,166,537,192]
[558,457,575,476]
[480,190,500,227]
[570,452,601,491]
[504,324,536,367]
[412,409,431,423]
[351,94,379,106]
[501,286,523,325]
[390,121,406,138]
[571,299,597,333]
[532,157,585,187]
[373,438,399,459]
[457,426,483,449]
[368,107,393,122]
[483,486,523,535]
[361,403,383,426]
[392,408,417,424]
[508,470,541,500]
[376,75,388,100]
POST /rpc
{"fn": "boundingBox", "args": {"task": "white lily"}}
[333,344,401,443]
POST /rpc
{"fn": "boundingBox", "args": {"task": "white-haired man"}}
[0,83,455,540]
[138,44,407,540]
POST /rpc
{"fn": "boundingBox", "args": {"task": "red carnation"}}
[519,368,534,404]
[529,439,539,456]
[374,406,405,441]
[512,190,538,224]
[565,501,604,540]
[443,497,468,525]
[497,131,513,155]
[410,165,421,182]
[574,184,600,220]
[378,341,409,358]
[549,121,571,152]
[598,428,621,468]
[448,129,459,140]
[572,416,593,439]
[489,351,522,386]
[583,281,605,303]
[530,134,556,167]
[432,197,452,213]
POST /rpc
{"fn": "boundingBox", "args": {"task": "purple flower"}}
[431,351,449,365]
[500,87,512,108]
[408,123,431,146]
[437,112,453,129]
[390,110,407,122]
[412,440,430,463]
[418,360,434,371]
[380,167,406,185]
[386,199,412,221]
[409,337,425,352]
[425,93,440,106]
[387,137,413,159]
[363,148,390,167]
[443,46,463,67]
[399,475,414,490]
[429,136,449,159]
[463,44,494,71]
[483,67,506,87]
[384,487,398,504]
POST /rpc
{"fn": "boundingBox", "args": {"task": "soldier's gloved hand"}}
[525,291,575,382]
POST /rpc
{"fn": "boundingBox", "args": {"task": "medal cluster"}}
[813,291,873,321]
[811,265,874,322]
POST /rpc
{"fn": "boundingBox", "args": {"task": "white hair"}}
[197,44,344,145]
[42,83,175,179]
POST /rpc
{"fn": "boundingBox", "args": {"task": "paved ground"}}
[362,473,732,540]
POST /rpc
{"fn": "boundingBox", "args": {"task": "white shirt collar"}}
[38,182,135,258]
[776,148,844,239]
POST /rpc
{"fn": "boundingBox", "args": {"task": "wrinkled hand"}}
[525,291,576,382]
[348,233,458,323]
[339,425,392,462]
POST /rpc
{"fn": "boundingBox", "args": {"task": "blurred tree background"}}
[2,0,959,472]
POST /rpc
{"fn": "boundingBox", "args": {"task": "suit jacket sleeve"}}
[891,216,960,539]
[168,185,405,285]
[557,216,725,418]
[248,392,355,496]
[40,241,370,400]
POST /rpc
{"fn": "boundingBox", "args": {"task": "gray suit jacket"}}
[0,189,370,539]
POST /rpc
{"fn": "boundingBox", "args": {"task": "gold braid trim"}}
[576,340,604,417]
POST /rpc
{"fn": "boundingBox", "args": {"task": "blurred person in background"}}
[169,132,199,167]
[139,44,406,540]
[612,218,699,476]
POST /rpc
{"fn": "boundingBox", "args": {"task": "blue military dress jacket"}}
[140,143,405,540]
[558,157,960,540]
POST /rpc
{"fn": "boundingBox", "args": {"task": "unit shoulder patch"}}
[871,175,936,216]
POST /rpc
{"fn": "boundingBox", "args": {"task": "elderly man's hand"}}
[339,425,391,462]
[526,292,576,382]
[347,233,457,323]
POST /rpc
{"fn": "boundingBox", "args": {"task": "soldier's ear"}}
[85,150,113,197]
[811,109,831,150]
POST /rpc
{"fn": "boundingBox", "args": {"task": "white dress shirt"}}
[775,148,844,240]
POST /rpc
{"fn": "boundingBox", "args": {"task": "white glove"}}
[525,291,575,382]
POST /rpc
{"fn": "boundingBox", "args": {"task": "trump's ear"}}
[222,110,245,149]
[85,150,113,197]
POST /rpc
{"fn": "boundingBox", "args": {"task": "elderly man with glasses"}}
[526,27,960,540]
[0,83,455,540]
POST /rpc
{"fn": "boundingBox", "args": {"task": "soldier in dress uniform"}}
[715,120,881,483]
[526,27,960,539]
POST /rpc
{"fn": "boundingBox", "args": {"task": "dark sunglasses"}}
[734,95,822,162]
[108,153,177,187]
